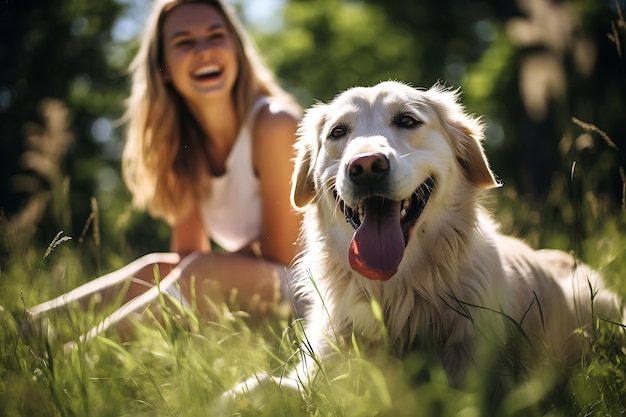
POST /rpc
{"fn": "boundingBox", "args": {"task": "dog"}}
[222,81,624,408]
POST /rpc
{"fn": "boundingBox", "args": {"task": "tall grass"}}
[1,179,625,416]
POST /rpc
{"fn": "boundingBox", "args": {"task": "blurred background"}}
[1,0,624,276]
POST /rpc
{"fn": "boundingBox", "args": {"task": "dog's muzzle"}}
[335,176,435,281]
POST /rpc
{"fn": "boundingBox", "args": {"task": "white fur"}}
[289,81,623,380]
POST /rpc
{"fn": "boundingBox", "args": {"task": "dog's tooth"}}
[401,208,406,218]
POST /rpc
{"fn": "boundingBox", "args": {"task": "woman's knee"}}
[136,252,180,268]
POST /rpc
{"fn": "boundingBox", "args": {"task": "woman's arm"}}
[161,106,301,315]
[252,103,302,266]
[170,205,212,256]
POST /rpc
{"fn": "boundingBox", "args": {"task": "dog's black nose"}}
[348,153,390,184]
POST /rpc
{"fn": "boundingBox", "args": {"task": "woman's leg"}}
[28,252,181,317]
[57,251,293,349]
[74,252,202,344]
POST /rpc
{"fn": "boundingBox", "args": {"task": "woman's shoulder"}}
[252,96,301,141]
[250,97,300,173]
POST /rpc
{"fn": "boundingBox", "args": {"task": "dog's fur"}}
[288,80,623,381]
[221,81,623,408]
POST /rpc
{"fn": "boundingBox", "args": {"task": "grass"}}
[1,183,625,416]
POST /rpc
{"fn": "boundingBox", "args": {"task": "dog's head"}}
[291,81,499,281]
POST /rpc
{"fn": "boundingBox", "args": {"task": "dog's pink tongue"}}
[348,199,405,281]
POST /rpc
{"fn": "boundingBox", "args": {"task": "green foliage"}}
[2,0,625,266]
[1,1,625,415]
[1,210,625,416]
[253,0,424,105]
[0,0,150,271]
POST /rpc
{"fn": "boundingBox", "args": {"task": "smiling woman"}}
[27,0,303,344]
[160,4,239,108]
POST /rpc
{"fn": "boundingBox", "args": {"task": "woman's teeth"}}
[193,65,220,78]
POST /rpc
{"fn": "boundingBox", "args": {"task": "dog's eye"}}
[329,125,348,139]
[394,114,421,129]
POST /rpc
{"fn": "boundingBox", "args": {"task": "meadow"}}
[1,0,625,415]
[1,173,625,417]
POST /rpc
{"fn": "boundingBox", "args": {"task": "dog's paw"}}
[210,374,303,414]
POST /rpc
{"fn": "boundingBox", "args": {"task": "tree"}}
[0,0,144,269]
[252,0,426,104]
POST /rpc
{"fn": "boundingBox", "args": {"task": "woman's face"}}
[161,3,239,104]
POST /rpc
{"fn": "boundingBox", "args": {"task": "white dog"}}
[223,81,623,407]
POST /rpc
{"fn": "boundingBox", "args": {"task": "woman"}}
[28,0,302,341]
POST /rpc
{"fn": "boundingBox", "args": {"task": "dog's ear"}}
[291,143,315,209]
[454,119,500,189]
[291,104,326,208]
[430,87,500,189]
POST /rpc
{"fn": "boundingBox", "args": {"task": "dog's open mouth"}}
[336,177,435,281]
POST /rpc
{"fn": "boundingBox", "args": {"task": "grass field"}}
[1,183,625,416]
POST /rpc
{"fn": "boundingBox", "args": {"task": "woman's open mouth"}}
[192,64,222,81]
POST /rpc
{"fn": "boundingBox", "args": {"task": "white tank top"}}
[199,97,271,252]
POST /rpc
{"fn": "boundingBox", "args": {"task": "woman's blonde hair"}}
[122,0,299,225]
